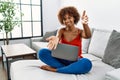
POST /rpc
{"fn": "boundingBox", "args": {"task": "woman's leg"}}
[57,58,92,74]
[38,48,65,68]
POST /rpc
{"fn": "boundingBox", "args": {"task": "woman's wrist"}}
[81,20,88,25]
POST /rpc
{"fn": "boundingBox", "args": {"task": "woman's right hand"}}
[46,36,59,50]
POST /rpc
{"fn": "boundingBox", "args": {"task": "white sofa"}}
[10,28,120,80]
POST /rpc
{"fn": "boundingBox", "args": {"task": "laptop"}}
[51,43,79,61]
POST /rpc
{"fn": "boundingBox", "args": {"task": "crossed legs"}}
[38,48,92,74]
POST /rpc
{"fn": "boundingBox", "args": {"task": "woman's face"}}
[63,14,74,27]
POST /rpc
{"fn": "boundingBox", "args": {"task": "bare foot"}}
[40,65,57,72]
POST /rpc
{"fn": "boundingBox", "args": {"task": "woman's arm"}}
[46,28,63,50]
[81,24,91,39]
[56,28,63,40]
[81,10,91,39]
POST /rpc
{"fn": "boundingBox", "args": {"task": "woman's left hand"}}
[46,36,59,50]
[81,10,88,24]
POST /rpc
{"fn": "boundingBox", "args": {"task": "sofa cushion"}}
[82,54,101,61]
[10,60,77,80]
[77,60,114,80]
[32,42,48,51]
[82,38,91,53]
[88,29,112,58]
[105,68,120,80]
[40,30,57,42]
[10,59,114,80]
[102,30,120,68]
[32,42,48,58]
[82,28,94,53]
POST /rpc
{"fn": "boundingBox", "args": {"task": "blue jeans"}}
[38,48,92,74]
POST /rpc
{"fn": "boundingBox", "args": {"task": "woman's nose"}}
[65,19,70,23]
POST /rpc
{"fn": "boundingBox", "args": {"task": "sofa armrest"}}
[105,68,120,80]
[30,37,43,48]
[31,37,43,42]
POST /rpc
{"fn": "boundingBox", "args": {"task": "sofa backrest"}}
[88,28,112,58]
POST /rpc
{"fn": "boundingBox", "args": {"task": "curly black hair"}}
[58,6,80,25]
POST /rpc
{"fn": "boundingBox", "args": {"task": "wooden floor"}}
[0,61,7,80]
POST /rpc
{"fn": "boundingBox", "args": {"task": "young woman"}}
[38,6,92,74]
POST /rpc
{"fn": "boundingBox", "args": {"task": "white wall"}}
[59,0,120,30]
[42,0,61,34]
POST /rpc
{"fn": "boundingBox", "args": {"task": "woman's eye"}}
[69,16,73,19]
